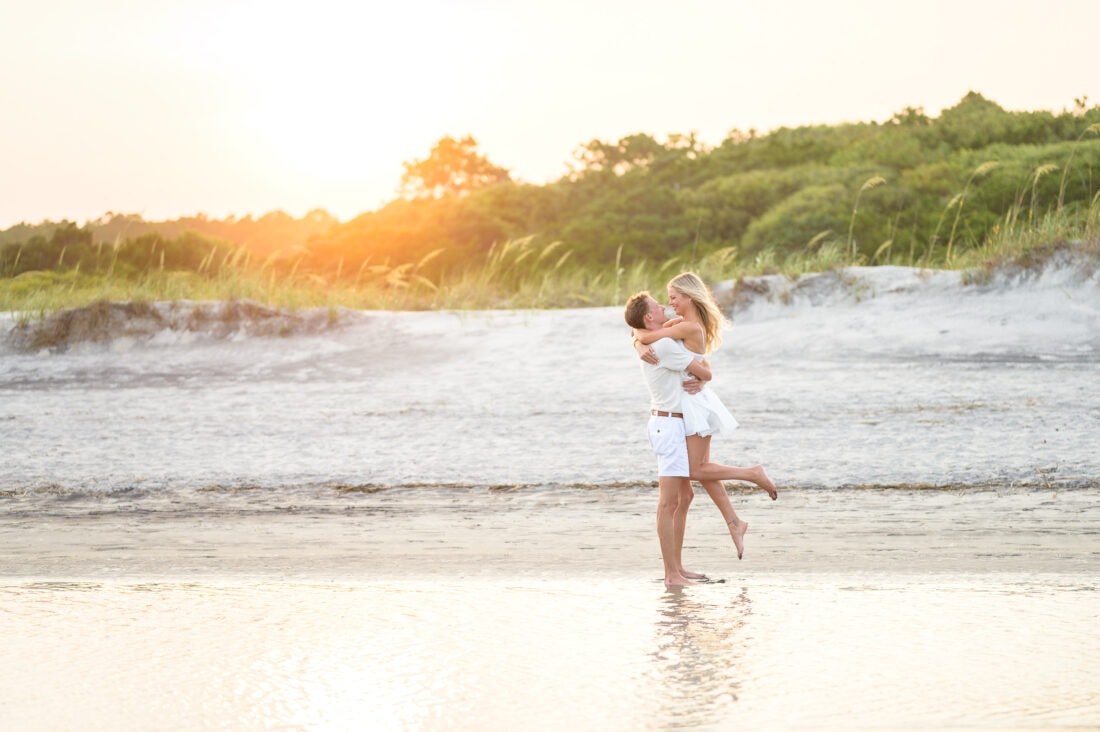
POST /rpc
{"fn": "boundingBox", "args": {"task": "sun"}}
[181,2,474,186]
[247,70,385,182]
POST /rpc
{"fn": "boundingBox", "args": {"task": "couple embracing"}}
[624,272,777,588]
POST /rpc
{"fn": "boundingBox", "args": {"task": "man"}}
[623,291,712,587]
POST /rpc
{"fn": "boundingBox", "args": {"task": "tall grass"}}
[945,161,1000,263]
[847,175,886,263]
[1057,123,1100,212]
[2,186,1098,316]
[957,190,1100,276]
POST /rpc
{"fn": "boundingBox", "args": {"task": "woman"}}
[633,272,777,559]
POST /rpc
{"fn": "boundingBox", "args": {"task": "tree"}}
[570,133,667,177]
[400,135,511,199]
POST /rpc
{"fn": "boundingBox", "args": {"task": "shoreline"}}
[3,485,1094,581]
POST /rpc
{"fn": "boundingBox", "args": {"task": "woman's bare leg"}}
[687,436,748,558]
[686,434,778,500]
[697,479,748,559]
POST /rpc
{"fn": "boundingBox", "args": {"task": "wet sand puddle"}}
[1,571,1095,731]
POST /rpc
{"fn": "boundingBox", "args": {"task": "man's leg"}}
[657,476,693,587]
[672,479,706,579]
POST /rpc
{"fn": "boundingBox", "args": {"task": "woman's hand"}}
[634,339,658,364]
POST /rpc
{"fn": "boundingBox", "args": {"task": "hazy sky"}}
[2,0,1098,228]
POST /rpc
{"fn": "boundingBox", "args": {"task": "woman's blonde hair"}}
[668,272,726,353]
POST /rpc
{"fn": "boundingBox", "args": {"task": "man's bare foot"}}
[753,465,778,500]
[665,574,696,588]
[681,569,708,580]
[728,518,748,559]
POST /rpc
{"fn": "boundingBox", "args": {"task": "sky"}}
[2,0,1099,229]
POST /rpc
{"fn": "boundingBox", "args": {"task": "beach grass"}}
[1,199,1097,315]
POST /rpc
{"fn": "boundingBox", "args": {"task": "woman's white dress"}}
[681,352,739,438]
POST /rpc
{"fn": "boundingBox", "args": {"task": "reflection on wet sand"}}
[648,585,752,729]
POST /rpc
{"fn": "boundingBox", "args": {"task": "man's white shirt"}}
[639,338,696,412]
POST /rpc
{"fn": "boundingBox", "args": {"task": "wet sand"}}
[1,484,1095,579]
[3,573,1095,731]
[2,486,1097,730]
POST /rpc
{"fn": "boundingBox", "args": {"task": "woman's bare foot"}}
[753,465,778,500]
[728,518,748,559]
[681,569,708,580]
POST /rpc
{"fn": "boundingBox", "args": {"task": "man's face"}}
[646,297,667,328]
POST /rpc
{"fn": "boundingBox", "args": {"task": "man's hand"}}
[634,339,658,365]
[682,377,704,395]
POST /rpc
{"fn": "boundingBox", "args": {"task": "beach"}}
[1,260,1098,729]
[1,485,1096,730]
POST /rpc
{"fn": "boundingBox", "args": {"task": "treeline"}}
[3,92,1099,286]
[0,225,244,279]
[0,210,336,275]
[301,92,1100,278]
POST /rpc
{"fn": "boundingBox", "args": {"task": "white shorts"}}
[647,416,689,477]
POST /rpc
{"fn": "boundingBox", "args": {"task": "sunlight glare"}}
[178,2,475,185]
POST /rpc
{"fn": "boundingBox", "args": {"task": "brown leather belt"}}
[651,410,684,418]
